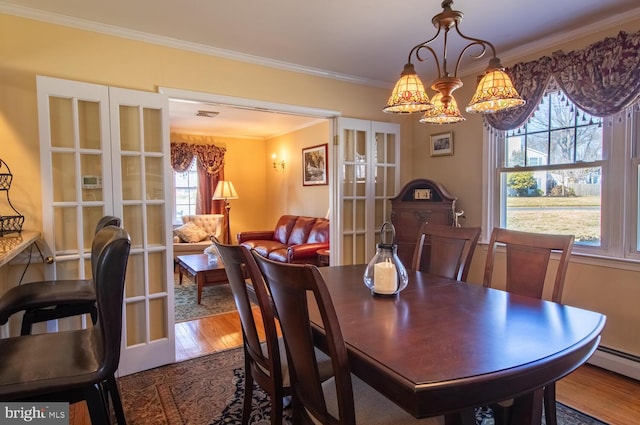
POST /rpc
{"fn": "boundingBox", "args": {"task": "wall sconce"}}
[272,154,285,172]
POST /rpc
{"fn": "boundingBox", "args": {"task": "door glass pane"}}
[149,298,168,341]
[80,153,103,202]
[78,100,101,150]
[342,234,353,264]
[356,131,366,160]
[355,199,366,231]
[375,132,385,163]
[386,133,396,163]
[125,301,146,346]
[52,152,77,202]
[148,251,167,294]
[356,176,366,197]
[54,207,77,253]
[344,129,354,162]
[146,204,166,247]
[355,234,366,264]
[374,199,385,228]
[55,259,81,280]
[119,105,140,151]
[125,253,145,298]
[343,164,354,196]
[145,157,164,200]
[123,205,143,250]
[143,108,163,153]
[49,96,74,149]
[343,200,353,231]
[121,156,142,200]
[82,206,105,251]
[386,168,396,196]
[375,166,385,196]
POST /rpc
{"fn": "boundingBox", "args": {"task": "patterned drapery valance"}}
[486,30,640,131]
[170,133,226,175]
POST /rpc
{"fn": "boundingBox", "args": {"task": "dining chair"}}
[0,215,121,335]
[0,225,131,425]
[483,227,575,425]
[214,242,332,425]
[252,251,443,425]
[411,223,481,281]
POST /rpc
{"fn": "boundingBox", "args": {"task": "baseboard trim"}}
[588,346,640,381]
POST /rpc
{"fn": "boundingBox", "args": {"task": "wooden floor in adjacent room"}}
[72,309,640,425]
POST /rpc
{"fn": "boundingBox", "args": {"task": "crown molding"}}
[0,2,390,88]
[2,2,639,87]
[462,6,640,76]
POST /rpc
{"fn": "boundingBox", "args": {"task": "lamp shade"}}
[212,180,239,200]
[383,63,432,114]
[466,68,525,113]
[419,92,466,124]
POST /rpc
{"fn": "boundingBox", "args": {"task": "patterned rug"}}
[117,347,607,425]
[174,273,237,322]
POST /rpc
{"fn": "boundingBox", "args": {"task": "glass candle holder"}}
[363,222,408,296]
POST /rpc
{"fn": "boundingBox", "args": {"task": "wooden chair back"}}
[214,242,287,423]
[483,228,574,302]
[252,251,356,425]
[411,223,481,281]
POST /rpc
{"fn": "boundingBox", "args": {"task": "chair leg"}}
[242,358,254,425]
[85,384,110,425]
[270,389,284,425]
[543,383,557,425]
[104,376,127,425]
[490,403,511,425]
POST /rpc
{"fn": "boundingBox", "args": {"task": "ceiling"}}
[2,0,639,137]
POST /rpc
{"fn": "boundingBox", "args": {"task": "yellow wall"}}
[266,120,331,225]
[2,12,640,358]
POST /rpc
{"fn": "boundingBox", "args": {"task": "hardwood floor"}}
[72,309,640,424]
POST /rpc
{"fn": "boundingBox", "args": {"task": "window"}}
[174,158,198,223]
[486,89,640,259]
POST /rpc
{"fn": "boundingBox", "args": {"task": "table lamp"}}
[212,180,239,244]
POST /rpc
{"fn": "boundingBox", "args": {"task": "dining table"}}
[309,264,606,425]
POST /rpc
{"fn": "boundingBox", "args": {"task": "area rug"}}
[174,273,237,322]
[117,347,607,425]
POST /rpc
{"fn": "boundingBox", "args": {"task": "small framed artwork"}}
[302,143,328,186]
[430,132,454,157]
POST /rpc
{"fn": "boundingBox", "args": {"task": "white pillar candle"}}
[374,259,397,294]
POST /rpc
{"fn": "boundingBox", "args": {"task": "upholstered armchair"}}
[173,214,224,261]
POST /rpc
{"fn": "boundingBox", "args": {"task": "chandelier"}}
[384,0,525,124]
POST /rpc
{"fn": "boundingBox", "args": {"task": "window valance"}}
[486,30,640,131]
[170,133,226,175]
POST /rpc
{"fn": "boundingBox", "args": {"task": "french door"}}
[37,76,175,375]
[333,118,400,265]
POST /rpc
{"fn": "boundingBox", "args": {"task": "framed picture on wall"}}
[302,143,328,186]
[430,132,454,157]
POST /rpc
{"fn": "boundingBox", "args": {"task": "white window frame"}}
[172,158,198,225]
[484,104,640,262]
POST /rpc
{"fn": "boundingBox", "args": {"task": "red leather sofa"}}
[237,215,329,265]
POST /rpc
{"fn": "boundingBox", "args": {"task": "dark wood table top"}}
[312,265,606,422]
[175,254,225,272]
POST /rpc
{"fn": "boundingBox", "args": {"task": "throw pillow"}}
[173,221,209,243]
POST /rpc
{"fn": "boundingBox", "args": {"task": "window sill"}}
[477,242,640,273]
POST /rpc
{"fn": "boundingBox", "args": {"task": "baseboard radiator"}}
[588,346,640,381]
